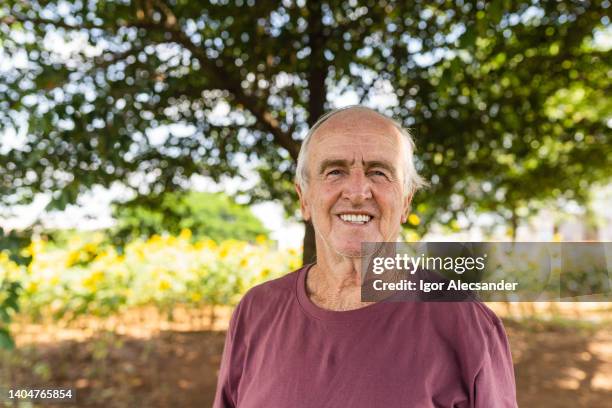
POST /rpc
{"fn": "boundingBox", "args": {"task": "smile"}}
[338,214,372,224]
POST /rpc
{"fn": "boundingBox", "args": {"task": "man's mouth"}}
[338,214,373,225]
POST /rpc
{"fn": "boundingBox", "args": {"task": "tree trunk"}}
[302,221,317,265]
[510,208,518,241]
[301,1,327,266]
[583,203,599,241]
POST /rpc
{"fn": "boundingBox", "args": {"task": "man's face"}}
[296,110,412,258]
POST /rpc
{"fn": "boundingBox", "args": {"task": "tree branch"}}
[151,5,301,160]
[4,8,301,161]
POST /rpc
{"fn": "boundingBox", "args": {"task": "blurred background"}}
[0,0,610,406]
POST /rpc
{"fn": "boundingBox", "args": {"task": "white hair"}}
[295,105,428,197]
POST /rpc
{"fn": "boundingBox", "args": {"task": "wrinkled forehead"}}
[310,109,405,153]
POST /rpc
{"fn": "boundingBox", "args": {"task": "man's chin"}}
[329,235,385,259]
[332,243,368,259]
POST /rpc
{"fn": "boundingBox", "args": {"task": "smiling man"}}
[214,106,517,408]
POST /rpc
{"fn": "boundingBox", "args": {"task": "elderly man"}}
[214,106,517,407]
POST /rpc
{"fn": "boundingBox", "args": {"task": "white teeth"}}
[339,214,372,224]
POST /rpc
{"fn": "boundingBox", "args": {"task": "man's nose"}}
[342,170,373,203]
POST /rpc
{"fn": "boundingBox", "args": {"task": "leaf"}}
[0,327,15,350]
[460,25,477,48]
[488,0,504,25]
[0,309,9,324]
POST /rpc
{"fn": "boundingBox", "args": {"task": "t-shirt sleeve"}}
[213,307,240,408]
[473,318,518,408]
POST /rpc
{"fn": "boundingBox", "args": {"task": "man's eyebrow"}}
[317,159,397,175]
[318,159,351,175]
[364,160,397,175]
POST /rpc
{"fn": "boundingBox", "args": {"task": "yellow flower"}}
[24,239,45,257]
[136,248,146,261]
[83,242,98,254]
[26,281,39,293]
[403,230,421,242]
[288,257,301,270]
[94,249,108,261]
[83,271,105,291]
[198,239,217,250]
[158,279,171,291]
[148,234,162,245]
[408,214,421,226]
[179,228,192,240]
[255,234,267,244]
[219,247,230,259]
[65,251,81,267]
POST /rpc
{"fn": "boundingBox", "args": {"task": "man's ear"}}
[401,192,414,223]
[295,183,311,221]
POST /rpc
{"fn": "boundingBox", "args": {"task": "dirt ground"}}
[2,311,611,407]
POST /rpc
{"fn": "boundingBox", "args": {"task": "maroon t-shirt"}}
[214,264,517,408]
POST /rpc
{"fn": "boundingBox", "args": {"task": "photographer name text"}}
[372,279,519,292]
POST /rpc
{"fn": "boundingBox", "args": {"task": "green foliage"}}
[111,191,268,245]
[0,0,610,245]
[0,269,21,349]
[0,227,32,266]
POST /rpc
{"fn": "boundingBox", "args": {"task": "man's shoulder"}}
[459,301,504,332]
[422,300,504,338]
[246,268,300,297]
[234,267,303,315]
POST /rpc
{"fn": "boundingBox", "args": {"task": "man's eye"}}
[327,169,342,176]
[370,170,388,177]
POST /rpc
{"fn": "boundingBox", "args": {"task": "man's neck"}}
[305,255,373,311]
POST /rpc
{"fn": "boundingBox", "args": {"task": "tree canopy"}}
[111,191,268,244]
[1,0,610,261]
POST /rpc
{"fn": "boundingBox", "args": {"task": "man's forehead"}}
[311,110,402,144]
[318,156,395,166]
